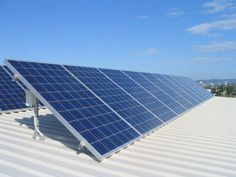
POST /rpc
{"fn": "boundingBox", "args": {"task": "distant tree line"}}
[204,84,236,97]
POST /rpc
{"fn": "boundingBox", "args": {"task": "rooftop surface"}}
[0,97,235,177]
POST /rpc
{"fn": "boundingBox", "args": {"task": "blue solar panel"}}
[6,60,140,161]
[160,74,200,106]
[100,69,177,122]
[183,77,212,99]
[5,59,213,161]
[3,65,45,107]
[64,66,163,134]
[139,73,189,111]
[0,66,27,112]
[124,71,189,114]
[3,65,14,75]
[172,76,206,103]
[153,74,194,109]
[3,65,28,90]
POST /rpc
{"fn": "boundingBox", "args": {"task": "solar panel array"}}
[0,66,27,112]
[6,60,212,161]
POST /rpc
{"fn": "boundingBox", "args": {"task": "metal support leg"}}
[33,99,45,140]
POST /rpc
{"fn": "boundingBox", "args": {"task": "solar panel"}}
[5,59,213,161]
[153,74,194,109]
[183,77,212,99]
[159,74,200,105]
[64,66,163,134]
[0,66,27,112]
[3,65,14,75]
[6,60,140,161]
[172,76,206,103]
[139,73,190,110]
[100,69,177,122]
[124,71,187,115]
[3,65,28,90]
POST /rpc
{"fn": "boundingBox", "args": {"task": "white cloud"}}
[187,18,236,34]
[166,8,184,17]
[193,41,236,52]
[221,12,236,18]
[176,57,236,64]
[135,48,159,56]
[136,15,149,20]
[203,0,235,14]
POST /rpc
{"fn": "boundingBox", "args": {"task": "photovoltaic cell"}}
[0,66,27,111]
[64,65,163,134]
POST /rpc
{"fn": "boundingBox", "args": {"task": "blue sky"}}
[0,0,236,79]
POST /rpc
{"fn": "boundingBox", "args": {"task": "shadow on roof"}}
[15,113,97,161]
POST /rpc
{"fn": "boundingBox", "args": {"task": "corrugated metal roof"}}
[0,97,236,177]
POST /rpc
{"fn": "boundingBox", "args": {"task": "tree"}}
[226,86,234,96]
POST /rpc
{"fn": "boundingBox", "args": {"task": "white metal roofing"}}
[0,97,236,177]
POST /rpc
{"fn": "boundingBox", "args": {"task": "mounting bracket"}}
[12,74,20,81]
[26,90,45,140]
[78,142,85,150]
[33,98,45,140]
